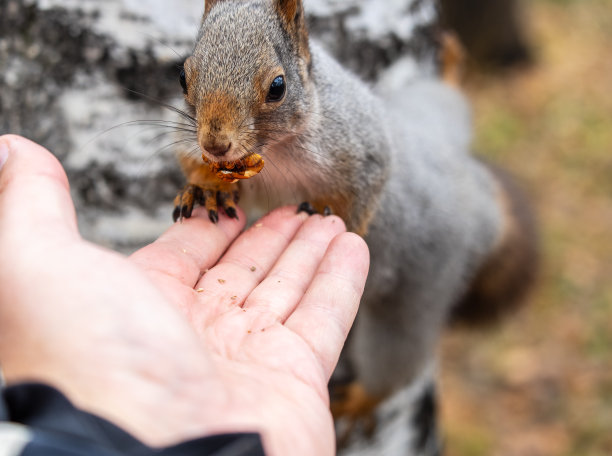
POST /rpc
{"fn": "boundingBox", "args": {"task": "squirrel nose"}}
[202,141,232,158]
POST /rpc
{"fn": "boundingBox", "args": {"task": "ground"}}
[441,0,612,455]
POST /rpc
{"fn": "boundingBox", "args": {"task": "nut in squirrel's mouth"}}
[202,153,265,183]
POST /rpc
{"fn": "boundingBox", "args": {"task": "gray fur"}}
[245,36,501,396]
[354,80,500,393]
[189,0,502,425]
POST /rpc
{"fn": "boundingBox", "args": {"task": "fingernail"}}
[0,142,9,171]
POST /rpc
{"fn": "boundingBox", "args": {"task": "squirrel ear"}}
[275,0,311,68]
[203,0,222,17]
[275,0,299,24]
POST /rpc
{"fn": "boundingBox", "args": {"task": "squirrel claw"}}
[172,206,181,223]
[224,205,238,220]
[173,205,194,222]
[173,183,239,223]
[173,185,202,222]
[297,201,333,217]
[297,201,317,215]
[208,209,219,224]
[216,190,239,220]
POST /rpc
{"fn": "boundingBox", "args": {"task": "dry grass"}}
[440,1,612,455]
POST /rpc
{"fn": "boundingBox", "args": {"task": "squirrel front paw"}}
[297,201,333,216]
[173,182,239,223]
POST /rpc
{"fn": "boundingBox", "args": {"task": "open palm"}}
[0,135,369,456]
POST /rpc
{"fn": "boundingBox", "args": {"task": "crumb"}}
[250,266,256,272]
[218,279,226,284]
[204,269,209,273]
[196,288,204,293]
[255,223,263,228]
[248,330,252,334]
[182,248,188,253]
[231,295,237,300]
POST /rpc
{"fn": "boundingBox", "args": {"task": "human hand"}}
[0,135,369,455]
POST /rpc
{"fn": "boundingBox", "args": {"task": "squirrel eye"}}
[266,75,286,102]
[179,68,188,95]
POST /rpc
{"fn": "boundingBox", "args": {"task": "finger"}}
[129,205,245,289]
[188,206,309,329]
[241,214,347,330]
[285,232,369,380]
[0,135,78,239]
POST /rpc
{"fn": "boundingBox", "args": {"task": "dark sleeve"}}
[0,383,265,456]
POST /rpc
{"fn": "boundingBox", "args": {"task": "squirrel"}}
[173,0,537,451]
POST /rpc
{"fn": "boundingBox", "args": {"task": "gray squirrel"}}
[174,0,537,452]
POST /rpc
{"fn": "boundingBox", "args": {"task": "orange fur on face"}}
[183,52,278,162]
[183,56,243,140]
[196,91,241,152]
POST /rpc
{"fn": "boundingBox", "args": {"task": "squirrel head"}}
[182,0,312,163]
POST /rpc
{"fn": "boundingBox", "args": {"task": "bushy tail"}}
[450,163,539,326]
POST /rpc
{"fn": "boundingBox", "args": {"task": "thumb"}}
[0,135,78,238]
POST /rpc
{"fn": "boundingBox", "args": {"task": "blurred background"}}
[441,1,612,455]
[1,0,610,454]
